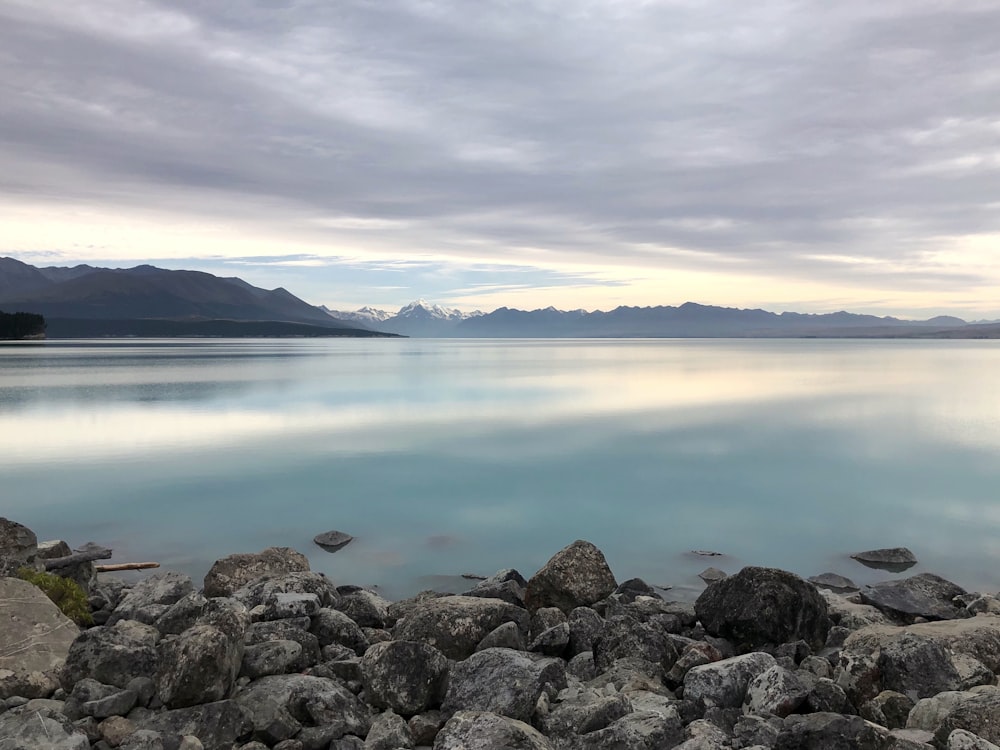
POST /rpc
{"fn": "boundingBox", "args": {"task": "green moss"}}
[17,567,93,626]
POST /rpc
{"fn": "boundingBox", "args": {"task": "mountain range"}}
[2,257,998,338]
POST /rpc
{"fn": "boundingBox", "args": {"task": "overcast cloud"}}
[2,0,999,316]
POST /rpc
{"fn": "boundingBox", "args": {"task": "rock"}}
[392,595,529,660]
[257,593,320,621]
[860,573,969,622]
[233,572,337,613]
[593,614,678,672]
[98,714,135,746]
[361,640,449,716]
[934,692,1000,747]
[947,729,1000,749]
[364,709,413,750]
[699,567,727,584]
[241,640,304,680]
[907,691,974,731]
[476,621,527,652]
[683,652,776,709]
[246,618,320,670]
[528,622,570,657]
[156,624,243,709]
[62,677,118,720]
[536,689,631,739]
[140,700,251,750]
[203,547,310,598]
[667,641,724,686]
[0,668,60,700]
[336,588,391,629]
[0,577,80,673]
[463,579,526,608]
[884,728,937,749]
[844,615,1000,673]
[408,710,445,745]
[775,712,885,749]
[153,593,209,636]
[953,652,996,690]
[0,703,89,749]
[675,718,732,749]
[567,607,605,656]
[733,715,782,748]
[529,607,566,639]
[809,573,859,592]
[743,665,812,717]
[695,567,831,651]
[821,590,890,630]
[82,686,139,719]
[62,620,159,690]
[310,608,369,655]
[433,710,554,750]
[313,530,353,553]
[523,540,618,613]
[441,648,566,723]
[108,572,195,626]
[851,547,918,571]
[575,710,685,750]
[0,518,38,576]
[878,632,963,700]
[860,690,914,730]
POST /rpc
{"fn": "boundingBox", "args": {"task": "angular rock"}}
[878,632,963,700]
[463,579,526,608]
[0,577,79,673]
[536,689,631,739]
[524,540,618,614]
[593,614,678,672]
[257,592,320,621]
[675,718,732,749]
[108,571,195,626]
[246,618,320,670]
[233,571,337,612]
[860,690,914,731]
[433,710,554,750]
[62,620,159,690]
[844,615,1000,673]
[775,712,885,749]
[0,703,89,749]
[743,664,811,718]
[141,699,250,750]
[441,647,567,723]
[809,573,859,592]
[392,595,529,660]
[408,710,446,745]
[821,590,890,630]
[695,567,831,651]
[476,621,526,652]
[851,547,918,571]
[153,593,209,636]
[361,640,449,716]
[733,714,782,748]
[528,622,570,657]
[804,677,851,714]
[310,608,369,655]
[98,715,135,746]
[860,573,969,622]
[364,709,413,750]
[683,652,776,709]
[241,640,304,680]
[567,606,605,656]
[575,710,685,750]
[157,624,243,709]
[203,547,310,598]
[82,686,138,719]
[934,692,1000,747]
[336,588,391,629]
[907,690,975,731]
[667,641,724,686]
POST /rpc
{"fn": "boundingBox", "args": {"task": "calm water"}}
[2,338,999,601]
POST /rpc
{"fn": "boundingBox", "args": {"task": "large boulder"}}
[202,547,310,598]
[695,567,831,651]
[62,619,159,690]
[860,573,969,622]
[593,614,678,672]
[683,652,777,709]
[536,689,632,740]
[878,632,963,701]
[524,540,617,613]
[844,615,1000,674]
[362,640,450,716]
[0,576,80,673]
[934,692,1000,747]
[441,647,566,723]
[0,518,38,577]
[743,664,813,718]
[433,710,555,750]
[157,624,244,708]
[138,699,251,750]
[232,571,338,611]
[393,595,530,660]
[0,703,89,749]
[108,571,195,626]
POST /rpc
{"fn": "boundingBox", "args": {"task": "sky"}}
[2,0,1000,318]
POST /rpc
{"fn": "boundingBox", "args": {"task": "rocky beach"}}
[2,517,1000,750]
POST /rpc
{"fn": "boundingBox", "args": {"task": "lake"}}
[2,338,999,601]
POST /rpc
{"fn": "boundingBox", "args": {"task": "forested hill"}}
[0,311,46,340]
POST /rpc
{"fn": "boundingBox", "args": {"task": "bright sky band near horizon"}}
[3,0,1000,319]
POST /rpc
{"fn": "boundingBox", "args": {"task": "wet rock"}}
[63,620,159,691]
[392,595,529,660]
[683,652,776,709]
[524,540,618,614]
[313,530,353,553]
[851,547,918,571]
[108,572,195,626]
[878,632,963,700]
[336,588,392,629]
[433,710,554,750]
[361,640,449,716]
[203,547,310,598]
[310,608,369,655]
[140,699,250,750]
[157,624,243,709]
[0,703,89,749]
[809,573,859,592]
[695,567,831,651]
[0,577,80,673]
[743,665,812,717]
[442,647,566,723]
[934,691,1000,747]
[775,712,885,749]
[860,573,969,622]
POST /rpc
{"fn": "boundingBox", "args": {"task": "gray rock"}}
[463,579,526,608]
[476,621,526,652]
[733,714,782,748]
[153,593,209,636]
[567,606,605,656]
[674,718,732,749]
[108,572,195,626]
[574,710,685,750]
[0,703,89,749]
[157,624,243,709]
[860,573,969,622]
[98,714,136,746]
[528,622,570,657]
[775,712,884,749]
[336,588,392,629]
[809,572,859,592]
[907,690,975,731]
[695,567,831,651]
[878,632,963,700]
[524,540,618,614]
[666,642,724,686]
[0,577,80,673]
[934,692,1000,747]
[140,700,250,750]
[310,608,369,655]
[743,664,811,717]
[408,710,445,745]
[82,687,138,719]
[62,620,159,690]
[683,652,777,709]
[844,615,1000,673]
[851,547,918,571]
[63,677,118,720]
[0,668,60,700]
[433,710,554,750]
[536,689,630,739]
[861,689,914,731]
[246,618,320,670]
[241,640,304,679]
[0,517,38,577]
[314,530,353,553]
[567,651,598,681]
[833,649,881,707]
[947,729,1000,750]
[361,640,449,716]
[593,614,678,672]
[203,547,311,598]
[393,595,529,660]
[884,728,937,750]
[699,567,727,584]
[364,709,413,750]
[953,652,997,690]
[441,648,566,723]
[257,593,320,621]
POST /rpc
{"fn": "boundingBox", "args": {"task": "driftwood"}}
[95,562,160,573]
[43,546,112,570]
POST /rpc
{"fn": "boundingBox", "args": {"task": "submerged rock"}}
[313,529,353,552]
[851,547,918,572]
[809,572,859,592]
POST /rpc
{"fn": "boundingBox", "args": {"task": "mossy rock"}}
[17,568,93,626]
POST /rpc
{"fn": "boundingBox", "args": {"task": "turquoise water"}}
[2,338,999,600]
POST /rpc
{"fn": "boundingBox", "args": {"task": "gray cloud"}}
[2,0,999,299]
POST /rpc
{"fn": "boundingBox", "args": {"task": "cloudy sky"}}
[2,0,999,317]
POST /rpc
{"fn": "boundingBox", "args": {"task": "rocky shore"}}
[2,517,1000,750]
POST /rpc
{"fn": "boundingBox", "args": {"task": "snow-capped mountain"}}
[395,299,481,322]
[321,305,392,327]
[322,300,483,337]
